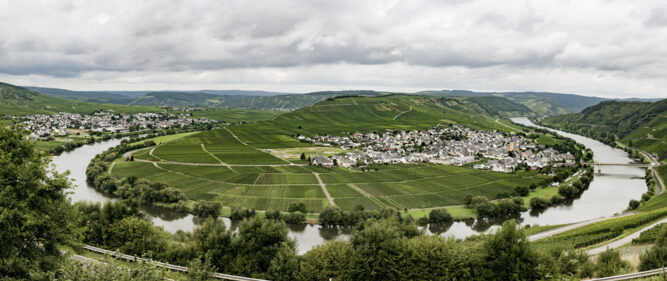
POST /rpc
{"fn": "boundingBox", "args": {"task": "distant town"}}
[19,111,216,140]
[301,125,576,172]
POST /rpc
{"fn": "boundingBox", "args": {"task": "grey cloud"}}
[0,0,665,98]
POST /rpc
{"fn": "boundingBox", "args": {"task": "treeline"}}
[628,169,657,210]
[72,199,648,281]
[85,139,190,212]
[530,166,594,210]
[9,124,665,281]
[43,122,213,155]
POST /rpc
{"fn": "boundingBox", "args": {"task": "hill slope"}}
[541,99,667,160]
[0,82,162,115]
[28,85,649,115]
[131,90,384,110]
[227,95,530,149]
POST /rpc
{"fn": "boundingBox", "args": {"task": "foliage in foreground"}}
[0,126,80,280]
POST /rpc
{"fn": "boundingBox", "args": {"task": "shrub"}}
[628,199,640,210]
[193,201,222,218]
[515,186,530,196]
[596,248,630,277]
[530,197,549,210]
[428,209,453,224]
[288,202,307,213]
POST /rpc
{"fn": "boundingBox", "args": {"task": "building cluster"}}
[301,126,575,172]
[21,111,215,139]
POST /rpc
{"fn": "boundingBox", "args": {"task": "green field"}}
[108,95,557,213]
[533,207,667,250]
[129,131,200,146]
[167,107,281,122]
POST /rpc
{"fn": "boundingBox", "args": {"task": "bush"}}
[640,246,667,271]
[284,212,306,224]
[287,202,307,213]
[530,197,549,210]
[628,199,640,210]
[515,186,530,196]
[551,194,565,204]
[193,201,221,218]
[428,209,453,224]
[596,248,630,277]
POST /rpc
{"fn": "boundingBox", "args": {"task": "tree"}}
[640,225,667,271]
[300,241,352,281]
[345,219,406,280]
[515,186,530,196]
[319,206,343,227]
[530,197,549,210]
[187,256,217,281]
[193,219,232,273]
[231,216,296,277]
[107,216,167,256]
[0,126,80,279]
[628,199,640,210]
[193,201,222,218]
[480,220,539,281]
[596,248,630,277]
[300,152,306,161]
[268,246,300,281]
[428,209,453,224]
[288,202,307,213]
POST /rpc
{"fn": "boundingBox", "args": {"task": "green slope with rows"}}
[542,98,667,161]
[111,95,551,213]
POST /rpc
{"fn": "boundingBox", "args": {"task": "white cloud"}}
[0,0,665,98]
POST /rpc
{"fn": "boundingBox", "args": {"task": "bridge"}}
[589,162,654,168]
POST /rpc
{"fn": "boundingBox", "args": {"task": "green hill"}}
[541,99,667,160]
[0,82,163,116]
[418,90,612,116]
[131,90,384,110]
[111,94,545,213]
[228,95,530,149]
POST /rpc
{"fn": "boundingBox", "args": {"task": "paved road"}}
[313,172,335,206]
[587,217,667,255]
[495,119,522,131]
[528,216,622,242]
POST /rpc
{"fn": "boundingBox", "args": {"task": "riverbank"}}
[54,117,649,254]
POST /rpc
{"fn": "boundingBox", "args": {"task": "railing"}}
[589,267,666,281]
[80,245,268,281]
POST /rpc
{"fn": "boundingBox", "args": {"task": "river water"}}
[53,118,646,254]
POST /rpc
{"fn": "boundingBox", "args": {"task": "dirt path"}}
[224,127,249,146]
[393,106,412,120]
[314,172,335,206]
[587,217,667,255]
[200,144,236,172]
[495,119,522,131]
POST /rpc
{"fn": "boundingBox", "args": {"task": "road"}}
[313,172,335,206]
[587,217,667,255]
[495,119,522,131]
[528,214,633,242]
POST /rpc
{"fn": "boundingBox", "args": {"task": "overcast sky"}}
[1,0,666,98]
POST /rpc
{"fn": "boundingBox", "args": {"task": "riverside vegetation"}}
[8,125,667,280]
[104,95,590,222]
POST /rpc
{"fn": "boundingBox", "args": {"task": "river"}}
[53,118,646,254]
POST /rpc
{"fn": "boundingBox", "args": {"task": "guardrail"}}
[81,245,268,281]
[589,267,666,281]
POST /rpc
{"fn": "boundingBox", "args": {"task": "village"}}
[20,111,216,140]
[300,125,576,173]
